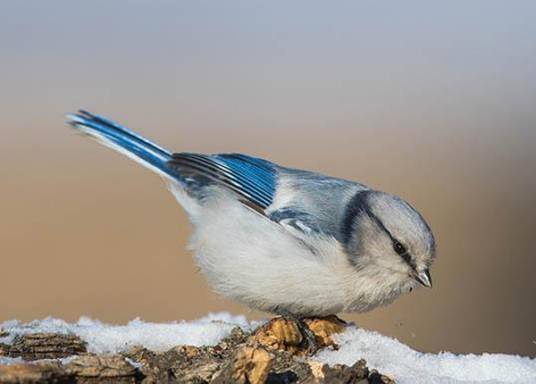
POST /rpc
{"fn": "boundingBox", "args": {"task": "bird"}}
[67,110,436,321]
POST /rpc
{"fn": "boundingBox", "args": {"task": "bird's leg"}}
[275,310,320,354]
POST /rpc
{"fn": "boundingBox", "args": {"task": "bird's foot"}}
[275,311,321,354]
[295,318,321,354]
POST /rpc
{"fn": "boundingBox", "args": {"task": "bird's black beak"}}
[415,269,432,288]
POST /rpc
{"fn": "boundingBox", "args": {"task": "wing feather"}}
[167,153,276,209]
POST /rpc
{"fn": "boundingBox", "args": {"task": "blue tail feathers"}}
[67,110,177,179]
[67,110,277,210]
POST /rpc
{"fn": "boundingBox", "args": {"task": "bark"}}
[0,317,394,384]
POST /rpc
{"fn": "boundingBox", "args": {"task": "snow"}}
[0,312,253,354]
[1,313,535,383]
[315,327,536,384]
[0,357,23,366]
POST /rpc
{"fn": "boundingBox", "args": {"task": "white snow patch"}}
[0,356,78,366]
[315,327,536,384]
[0,357,24,366]
[0,312,253,355]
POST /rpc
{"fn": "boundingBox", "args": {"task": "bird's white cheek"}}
[371,253,409,275]
[402,276,419,293]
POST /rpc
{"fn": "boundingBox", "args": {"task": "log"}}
[0,316,395,383]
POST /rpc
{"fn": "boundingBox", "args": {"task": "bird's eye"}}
[393,241,407,255]
[393,240,413,265]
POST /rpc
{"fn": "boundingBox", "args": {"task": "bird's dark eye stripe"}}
[400,251,412,264]
[393,240,414,266]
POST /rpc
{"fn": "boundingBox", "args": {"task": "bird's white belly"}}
[187,193,412,316]
[186,196,346,315]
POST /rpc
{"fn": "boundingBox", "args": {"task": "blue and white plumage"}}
[67,110,436,317]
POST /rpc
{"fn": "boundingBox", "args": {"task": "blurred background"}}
[1,1,535,356]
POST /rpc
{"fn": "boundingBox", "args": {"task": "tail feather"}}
[67,110,177,180]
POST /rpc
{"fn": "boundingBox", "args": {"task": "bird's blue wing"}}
[67,110,358,241]
[167,152,276,210]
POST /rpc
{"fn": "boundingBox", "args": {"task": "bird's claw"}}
[295,320,320,354]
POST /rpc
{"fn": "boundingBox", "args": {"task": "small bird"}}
[67,110,435,320]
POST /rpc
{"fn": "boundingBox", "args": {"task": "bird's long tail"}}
[66,110,177,181]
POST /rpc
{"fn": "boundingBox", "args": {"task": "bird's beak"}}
[415,269,432,288]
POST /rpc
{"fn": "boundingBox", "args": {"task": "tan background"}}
[1,1,535,356]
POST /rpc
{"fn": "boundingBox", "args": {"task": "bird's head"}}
[343,190,436,288]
